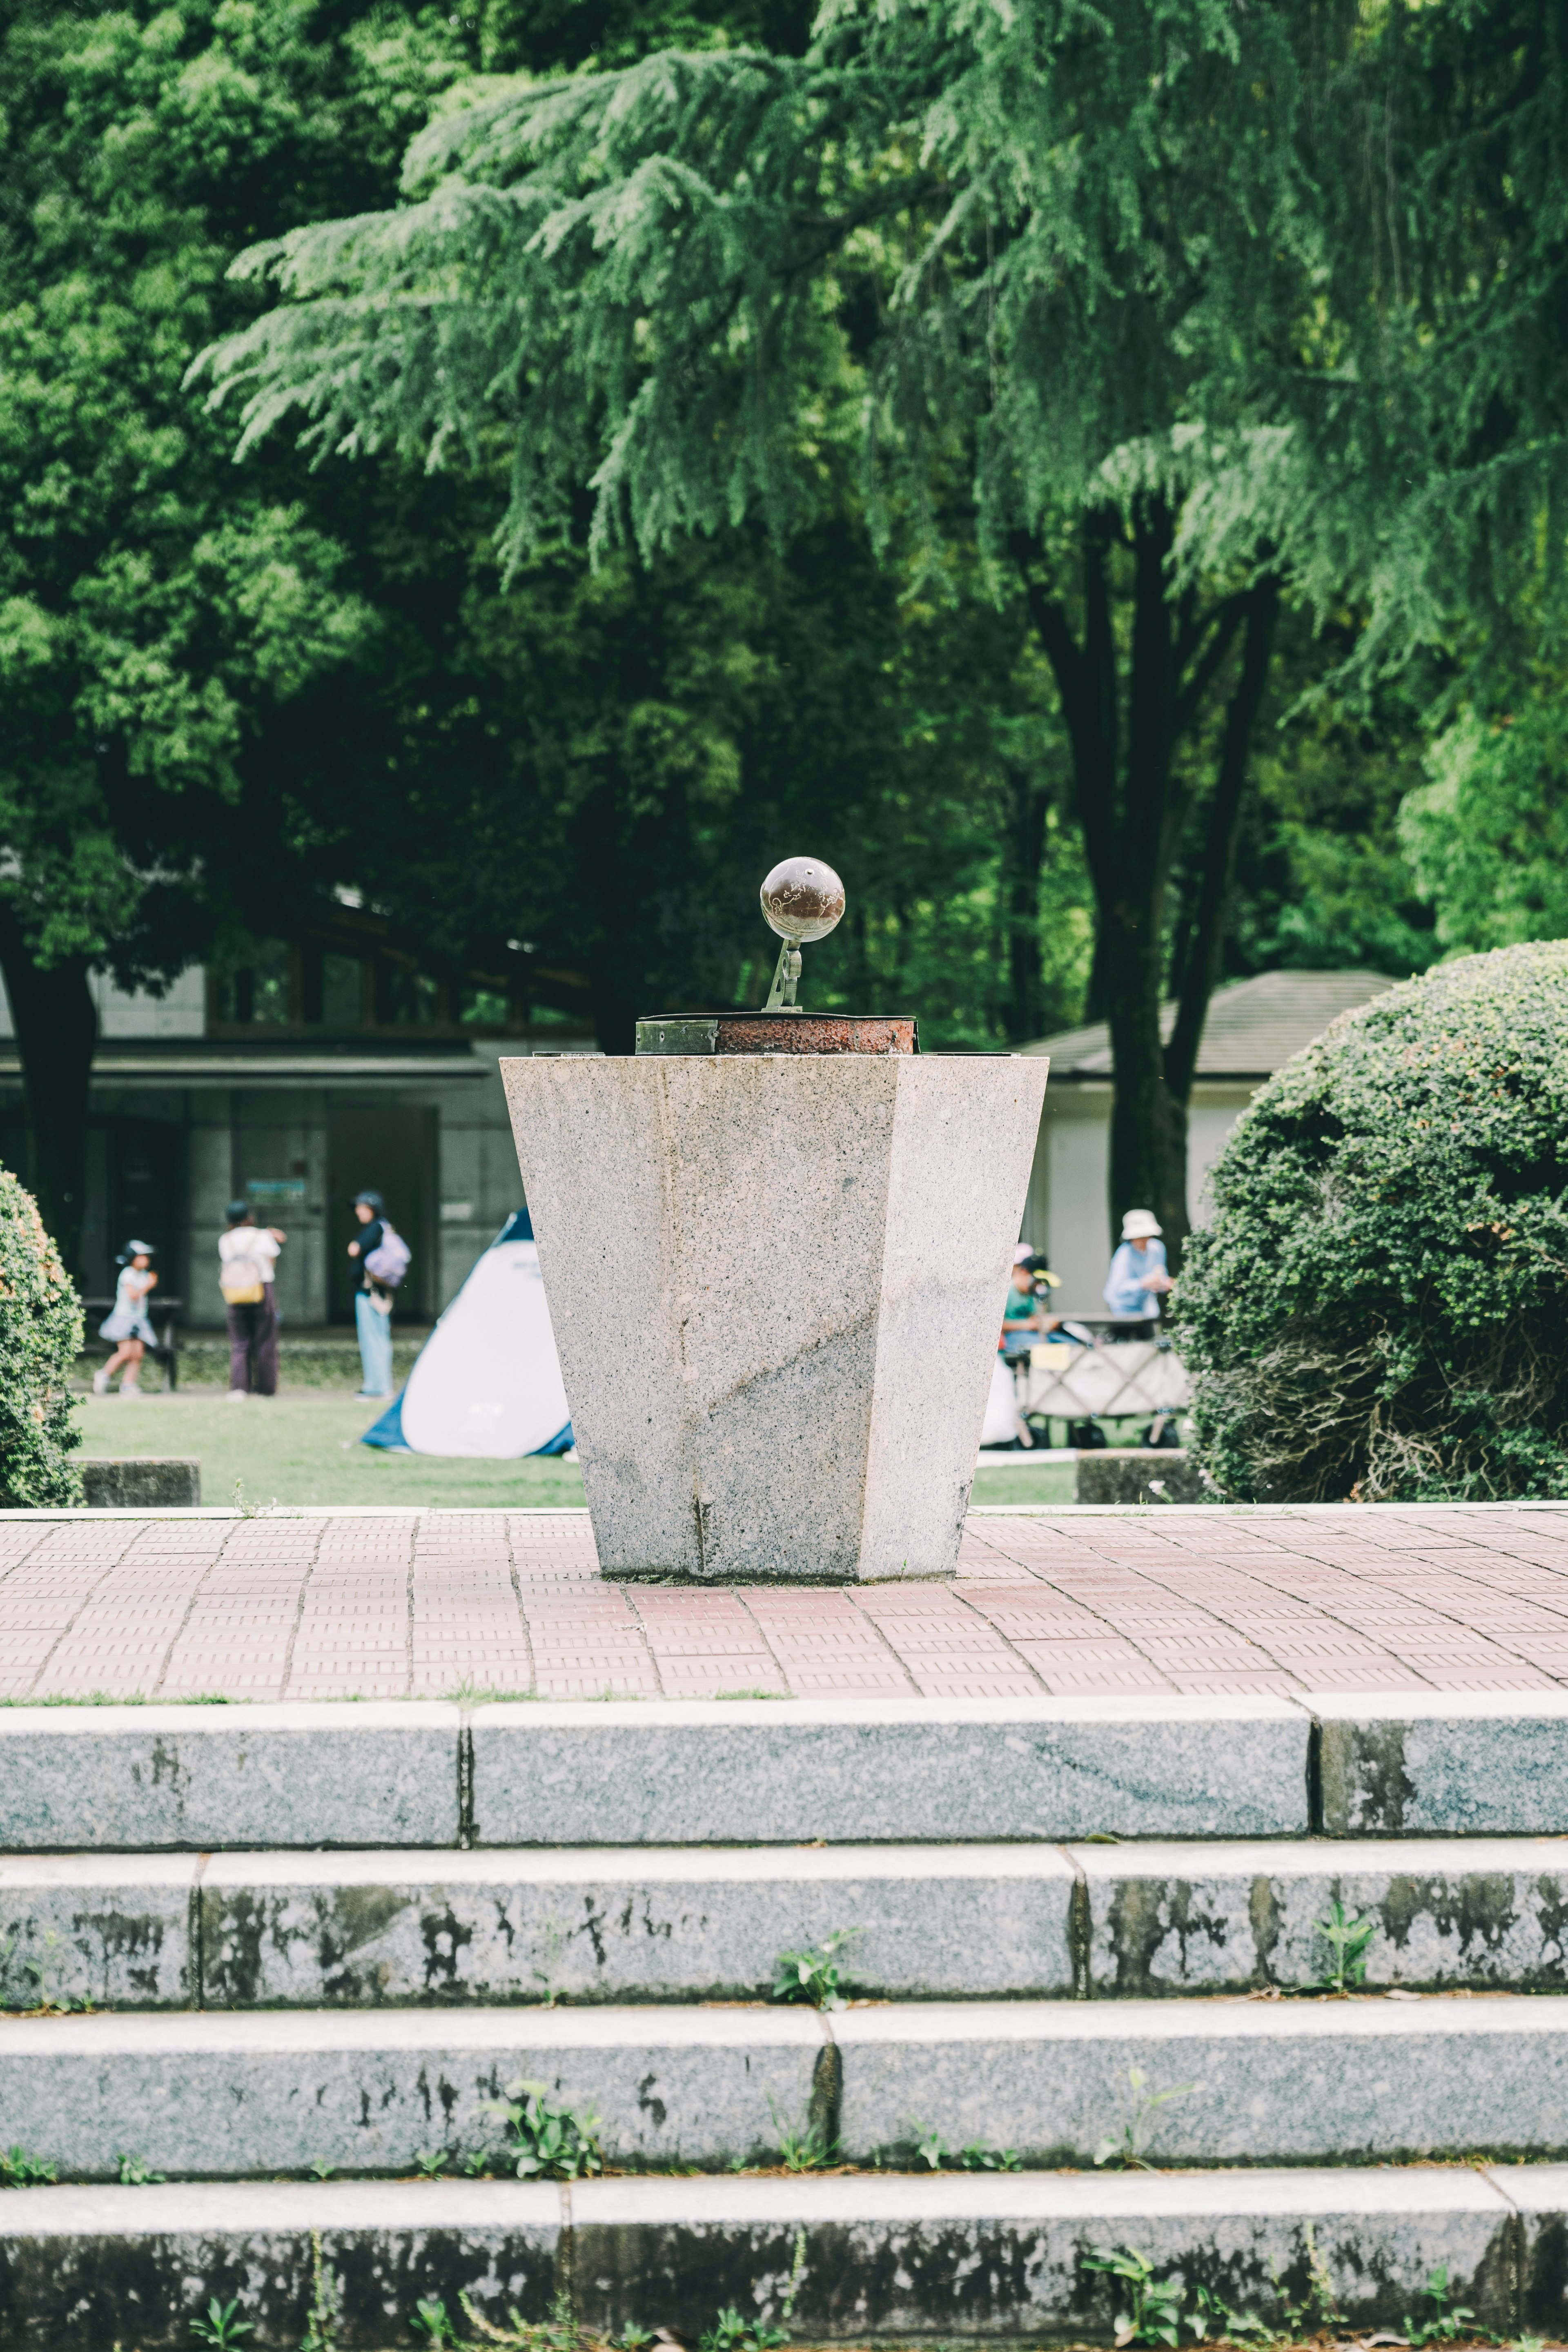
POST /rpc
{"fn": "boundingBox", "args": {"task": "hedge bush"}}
[1174,942,1568,1502]
[0,1167,83,1507]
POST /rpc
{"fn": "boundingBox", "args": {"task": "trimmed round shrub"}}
[0,1167,83,1507]
[1174,942,1568,1502]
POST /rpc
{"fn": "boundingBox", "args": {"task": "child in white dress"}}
[94,1241,158,1395]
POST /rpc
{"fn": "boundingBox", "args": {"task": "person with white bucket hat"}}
[1104,1209,1174,1319]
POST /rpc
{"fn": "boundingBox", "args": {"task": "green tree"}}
[201,0,1568,1254]
[194,0,1354,1257]
[0,0,469,1265]
[1399,693,1568,959]
[276,458,1078,1053]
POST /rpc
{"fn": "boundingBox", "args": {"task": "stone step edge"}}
[2,2166,1565,2347]
[8,1996,1568,2187]
[7,1691,1568,1849]
[5,1498,1568,1518]
[13,1837,1568,2012]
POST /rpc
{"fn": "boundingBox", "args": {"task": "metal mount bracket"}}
[763,939,804,1009]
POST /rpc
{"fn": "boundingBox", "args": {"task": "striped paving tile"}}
[1,1502,1568,1698]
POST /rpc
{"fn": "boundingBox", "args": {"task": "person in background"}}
[1104,1209,1174,1319]
[94,1241,158,1395]
[347,1189,394,1399]
[1002,1245,1063,1362]
[220,1200,285,1401]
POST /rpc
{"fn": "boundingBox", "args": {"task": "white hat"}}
[1013,1244,1035,1265]
[1121,1209,1162,1241]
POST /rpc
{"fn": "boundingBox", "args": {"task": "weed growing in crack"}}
[189,2296,254,2348]
[1405,2264,1477,2347]
[766,2093,839,2173]
[301,2227,343,2352]
[1083,2223,1343,2348]
[533,1914,566,2008]
[770,1928,859,2011]
[413,2146,450,2178]
[117,2151,164,2184]
[699,2309,787,2352]
[1313,1897,1378,1994]
[0,2146,55,2187]
[1093,2066,1195,2169]
[482,2079,603,2180]
[412,2284,653,2350]
[909,2124,1019,2173]
[1083,2247,1186,2348]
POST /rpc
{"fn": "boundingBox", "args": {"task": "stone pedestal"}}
[501,1053,1048,1581]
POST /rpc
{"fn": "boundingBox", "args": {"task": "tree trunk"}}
[1002,764,1050,1042]
[588,957,639,1054]
[1017,510,1278,1272]
[0,909,97,1274]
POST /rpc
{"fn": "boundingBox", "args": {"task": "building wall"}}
[1021,1081,1257,1314]
[0,966,536,1330]
[182,1074,521,1330]
[0,967,207,1040]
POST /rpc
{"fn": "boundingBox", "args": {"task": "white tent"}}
[393,1211,572,1458]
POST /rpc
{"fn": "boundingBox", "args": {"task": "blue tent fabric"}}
[360,1392,409,1451]
[535,1421,574,1455]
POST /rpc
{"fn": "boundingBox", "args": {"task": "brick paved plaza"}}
[2,1503,1568,1702]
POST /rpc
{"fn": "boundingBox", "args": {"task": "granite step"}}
[0,1695,1314,1849]
[9,1690,1568,1851]
[5,2163,1568,2350]
[10,1839,1568,2010]
[5,1992,1568,2180]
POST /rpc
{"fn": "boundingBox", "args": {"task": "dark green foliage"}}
[0,1168,82,1509]
[1175,943,1568,1503]
[0,0,473,1257]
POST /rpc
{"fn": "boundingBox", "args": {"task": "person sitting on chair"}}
[1001,1246,1062,1361]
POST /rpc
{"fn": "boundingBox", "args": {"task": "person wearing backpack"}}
[219,1201,285,1401]
[347,1189,409,1399]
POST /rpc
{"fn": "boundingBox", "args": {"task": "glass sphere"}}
[760,857,846,943]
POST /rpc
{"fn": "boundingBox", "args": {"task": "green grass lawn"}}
[71,1392,1071,1512]
[969,1464,1075,1505]
[74,1391,586,1509]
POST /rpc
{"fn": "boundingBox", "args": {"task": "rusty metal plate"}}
[636,1013,917,1056]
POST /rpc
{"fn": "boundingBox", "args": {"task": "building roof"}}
[1020,968,1401,1081]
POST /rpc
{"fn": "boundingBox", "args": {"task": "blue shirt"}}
[1104,1239,1168,1318]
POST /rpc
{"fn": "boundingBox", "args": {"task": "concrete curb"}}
[470,1695,1309,1844]
[0,2003,829,2178]
[11,1838,1568,2009]
[2,2165,1560,2347]
[1313,1692,1568,1834]
[0,1704,462,1850]
[10,1692,1568,1850]
[0,1696,1309,1849]
[5,1498,1568,1519]
[5,1995,1568,2178]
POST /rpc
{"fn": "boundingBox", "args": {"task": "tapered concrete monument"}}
[502,862,1048,1581]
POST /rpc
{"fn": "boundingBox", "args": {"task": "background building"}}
[1019,969,1398,1312]
[0,915,596,1331]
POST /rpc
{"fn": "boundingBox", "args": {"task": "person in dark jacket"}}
[347,1189,394,1398]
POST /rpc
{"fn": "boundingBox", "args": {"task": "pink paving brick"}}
[6,1501,1568,1699]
